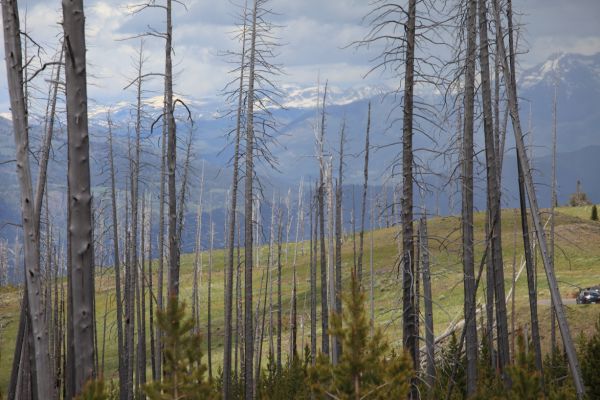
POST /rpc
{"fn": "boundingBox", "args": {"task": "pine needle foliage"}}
[308,272,412,399]
[505,330,543,400]
[74,379,109,400]
[580,314,600,399]
[144,297,219,400]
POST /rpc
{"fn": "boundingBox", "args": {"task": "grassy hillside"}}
[1,206,599,390]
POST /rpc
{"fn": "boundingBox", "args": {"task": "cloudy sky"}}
[1,0,599,109]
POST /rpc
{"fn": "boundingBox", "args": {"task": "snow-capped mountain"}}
[516,52,600,153]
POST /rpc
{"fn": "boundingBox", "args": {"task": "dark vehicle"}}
[576,289,600,304]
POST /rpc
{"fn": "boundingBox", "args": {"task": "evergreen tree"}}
[506,330,543,399]
[308,272,412,399]
[73,380,113,400]
[144,297,219,400]
[580,314,600,399]
[591,205,598,221]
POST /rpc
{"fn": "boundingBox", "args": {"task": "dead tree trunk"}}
[208,220,214,380]
[357,102,370,282]
[401,2,418,393]
[462,0,478,393]
[276,207,283,371]
[223,4,248,395]
[310,186,317,364]
[2,0,53,396]
[334,122,345,359]
[165,0,179,300]
[478,0,510,377]
[317,83,330,357]
[107,114,127,399]
[244,1,259,397]
[289,180,303,360]
[62,0,96,392]
[493,0,585,396]
[419,216,435,392]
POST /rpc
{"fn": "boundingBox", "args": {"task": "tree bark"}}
[401,2,418,395]
[2,0,53,396]
[478,0,510,377]
[165,0,179,301]
[244,1,259,397]
[419,216,435,392]
[62,0,96,392]
[462,0,478,394]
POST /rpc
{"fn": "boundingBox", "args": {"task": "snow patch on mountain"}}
[279,83,389,109]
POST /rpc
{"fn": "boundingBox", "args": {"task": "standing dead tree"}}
[107,112,127,399]
[478,0,510,379]
[334,121,346,360]
[357,102,370,283]
[236,0,284,396]
[222,2,249,394]
[62,0,96,392]
[315,82,330,358]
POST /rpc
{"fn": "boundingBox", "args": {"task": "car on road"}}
[576,288,600,304]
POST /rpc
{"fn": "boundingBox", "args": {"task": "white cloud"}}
[0,0,597,111]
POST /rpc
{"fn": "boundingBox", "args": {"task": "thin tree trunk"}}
[147,197,156,382]
[326,160,336,364]
[317,84,330,357]
[334,122,345,359]
[208,220,214,380]
[369,198,374,337]
[223,7,247,393]
[130,41,144,398]
[289,180,303,360]
[62,0,96,392]
[138,195,147,398]
[419,216,435,392]
[276,207,283,371]
[107,114,127,399]
[310,186,317,364]
[550,83,558,354]
[357,103,370,282]
[193,163,205,333]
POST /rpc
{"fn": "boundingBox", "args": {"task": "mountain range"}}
[0,51,599,270]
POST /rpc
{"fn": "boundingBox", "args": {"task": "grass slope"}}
[0,206,599,390]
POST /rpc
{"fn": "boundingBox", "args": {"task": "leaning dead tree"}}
[2,0,53,396]
[492,0,585,397]
[62,0,97,393]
